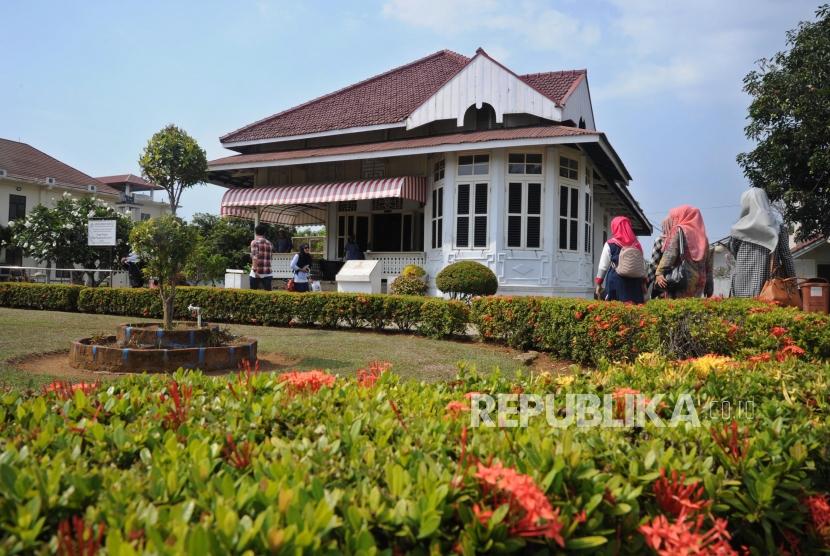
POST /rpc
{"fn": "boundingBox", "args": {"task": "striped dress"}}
[729,224,795,298]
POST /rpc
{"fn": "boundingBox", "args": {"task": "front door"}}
[337,214,369,257]
[372,213,402,251]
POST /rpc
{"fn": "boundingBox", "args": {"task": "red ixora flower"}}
[57,515,105,556]
[639,510,738,556]
[278,370,336,395]
[776,343,806,362]
[44,381,99,401]
[747,352,772,364]
[653,468,711,517]
[356,360,391,388]
[805,494,830,546]
[445,400,470,418]
[473,462,565,546]
[770,326,788,337]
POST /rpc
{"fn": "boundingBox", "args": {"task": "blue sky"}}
[1,0,821,243]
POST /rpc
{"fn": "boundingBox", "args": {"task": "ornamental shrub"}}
[390,274,427,296]
[2,357,830,553]
[401,264,426,278]
[0,283,80,311]
[435,261,498,300]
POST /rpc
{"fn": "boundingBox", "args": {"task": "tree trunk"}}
[162,291,175,329]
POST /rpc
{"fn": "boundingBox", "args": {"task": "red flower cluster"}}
[710,421,750,464]
[57,515,105,556]
[770,326,788,337]
[473,462,565,546]
[44,381,98,401]
[653,469,711,516]
[805,494,830,545]
[356,360,392,388]
[445,400,469,418]
[611,387,661,419]
[222,434,253,470]
[228,359,260,400]
[278,370,336,395]
[776,343,806,362]
[159,380,192,430]
[640,510,737,555]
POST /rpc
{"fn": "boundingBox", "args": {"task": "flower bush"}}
[389,274,427,296]
[1,356,830,553]
[436,261,498,300]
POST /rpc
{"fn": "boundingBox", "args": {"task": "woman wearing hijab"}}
[655,205,714,298]
[729,188,795,297]
[290,243,313,293]
[595,216,646,303]
[646,217,670,299]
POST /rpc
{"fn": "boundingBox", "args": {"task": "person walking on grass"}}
[290,243,312,293]
[595,216,647,304]
[249,223,273,291]
[729,188,795,297]
[655,205,714,298]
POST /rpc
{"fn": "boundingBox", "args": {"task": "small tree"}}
[184,232,227,286]
[130,215,198,329]
[139,125,207,216]
[10,193,132,284]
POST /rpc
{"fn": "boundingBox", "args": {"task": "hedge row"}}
[0,283,468,339]
[471,296,830,364]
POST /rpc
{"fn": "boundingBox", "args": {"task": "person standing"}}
[344,235,364,261]
[655,205,714,298]
[121,250,144,288]
[595,216,646,304]
[729,188,795,297]
[290,243,312,292]
[249,223,273,291]
[275,230,293,254]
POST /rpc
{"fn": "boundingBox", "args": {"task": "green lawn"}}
[0,307,547,389]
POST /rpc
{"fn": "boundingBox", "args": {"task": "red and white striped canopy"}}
[220,176,427,225]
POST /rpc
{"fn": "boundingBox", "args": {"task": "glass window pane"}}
[459,156,473,165]
[458,165,472,176]
[527,184,541,214]
[508,163,524,174]
[527,217,541,248]
[403,214,412,251]
[338,215,344,236]
[456,217,469,247]
[475,183,488,214]
[508,153,523,163]
[559,186,568,217]
[559,219,568,249]
[526,163,542,174]
[431,190,437,219]
[585,192,591,221]
[570,220,578,251]
[526,154,542,164]
[474,155,489,164]
[473,162,489,175]
[570,188,579,218]
[438,187,443,217]
[431,221,437,249]
[507,215,522,247]
[474,216,487,247]
[508,183,522,213]
[437,219,443,248]
[457,184,470,215]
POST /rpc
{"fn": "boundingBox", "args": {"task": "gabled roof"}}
[97,173,164,192]
[0,138,119,196]
[792,236,828,257]
[220,49,586,144]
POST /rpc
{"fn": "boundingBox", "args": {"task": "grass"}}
[0,307,546,390]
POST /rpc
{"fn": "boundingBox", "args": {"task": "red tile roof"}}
[220,50,586,144]
[792,235,827,255]
[96,173,164,191]
[0,138,119,196]
[210,125,596,168]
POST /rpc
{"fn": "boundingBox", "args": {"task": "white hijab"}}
[730,188,780,252]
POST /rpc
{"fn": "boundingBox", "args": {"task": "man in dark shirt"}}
[275,231,293,254]
[249,223,273,291]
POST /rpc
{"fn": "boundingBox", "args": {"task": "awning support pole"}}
[254,207,262,227]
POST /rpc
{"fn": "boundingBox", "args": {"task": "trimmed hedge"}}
[471,296,830,364]
[436,261,498,298]
[0,283,81,312]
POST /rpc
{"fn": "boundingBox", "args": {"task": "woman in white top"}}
[290,244,312,293]
[595,216,646,303]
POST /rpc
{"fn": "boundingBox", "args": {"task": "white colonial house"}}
[208,49,650,296]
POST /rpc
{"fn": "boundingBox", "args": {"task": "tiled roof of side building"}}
[220,50,586,144]
[96,174,164,191]
[0,138,120,196]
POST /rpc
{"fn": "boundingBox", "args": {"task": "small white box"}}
[336,260,382,294]
[224,269,250,289]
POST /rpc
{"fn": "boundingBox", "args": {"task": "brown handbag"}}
[757,255,801,308]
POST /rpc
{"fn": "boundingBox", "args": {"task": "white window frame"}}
[506,181,543,249]
[584,170,593,254]
[431,184,444,250]
[457,153,490,177]
[507,152,544,176]
[558,183,580,252]
[559,156,579,181]
[455,181,489,249]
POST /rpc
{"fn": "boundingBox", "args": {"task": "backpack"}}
[613,245,646,278]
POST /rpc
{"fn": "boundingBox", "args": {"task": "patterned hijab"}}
[608,216,642,251]
[664,205,709,262]
[730,188,780,252]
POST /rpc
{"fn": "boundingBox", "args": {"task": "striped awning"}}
[220,176,427,225]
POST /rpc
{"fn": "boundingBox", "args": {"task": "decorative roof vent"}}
[0,169,7,178]
[46,177,56,186]
[87,184,97,192]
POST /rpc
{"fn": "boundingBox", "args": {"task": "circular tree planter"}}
[69,335,257,373]
[116,322,221,348]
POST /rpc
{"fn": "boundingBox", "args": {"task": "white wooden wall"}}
[561,78,595,130]
[406,54,563,130]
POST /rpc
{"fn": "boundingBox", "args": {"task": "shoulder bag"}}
[664,229,693,293]
[758,254,801,308]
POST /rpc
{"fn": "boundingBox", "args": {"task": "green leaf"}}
[566,536,609,550]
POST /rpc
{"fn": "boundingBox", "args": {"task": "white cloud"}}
[381,0,600,54]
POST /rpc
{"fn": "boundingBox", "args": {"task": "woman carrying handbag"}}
[655,205,714,298]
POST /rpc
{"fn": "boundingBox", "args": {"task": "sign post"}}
[88,219,117,287]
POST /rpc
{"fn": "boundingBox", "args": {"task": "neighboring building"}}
[96,174,172,221]
[710,237,735,297]
[0,138,120,266]
[792,236,830,281]
[207,48,651,296]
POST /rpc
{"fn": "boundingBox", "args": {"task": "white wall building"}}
[208,49,651,296]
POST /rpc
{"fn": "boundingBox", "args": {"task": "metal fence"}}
[0,266,129,287]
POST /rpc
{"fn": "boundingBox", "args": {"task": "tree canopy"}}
[139,125,207,216]
[737,4,830,241]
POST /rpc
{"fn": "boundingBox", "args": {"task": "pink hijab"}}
[664,205,709,262]
[608,216,642,251]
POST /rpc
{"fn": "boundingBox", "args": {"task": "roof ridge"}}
[521,68,587,78]
[220,49,470,143]
[1,138,104,186]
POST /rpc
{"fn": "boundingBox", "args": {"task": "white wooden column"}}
[546,146,559,257]
[442,153,457,256]
[489,149,505,253]
[326,203,337,260]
